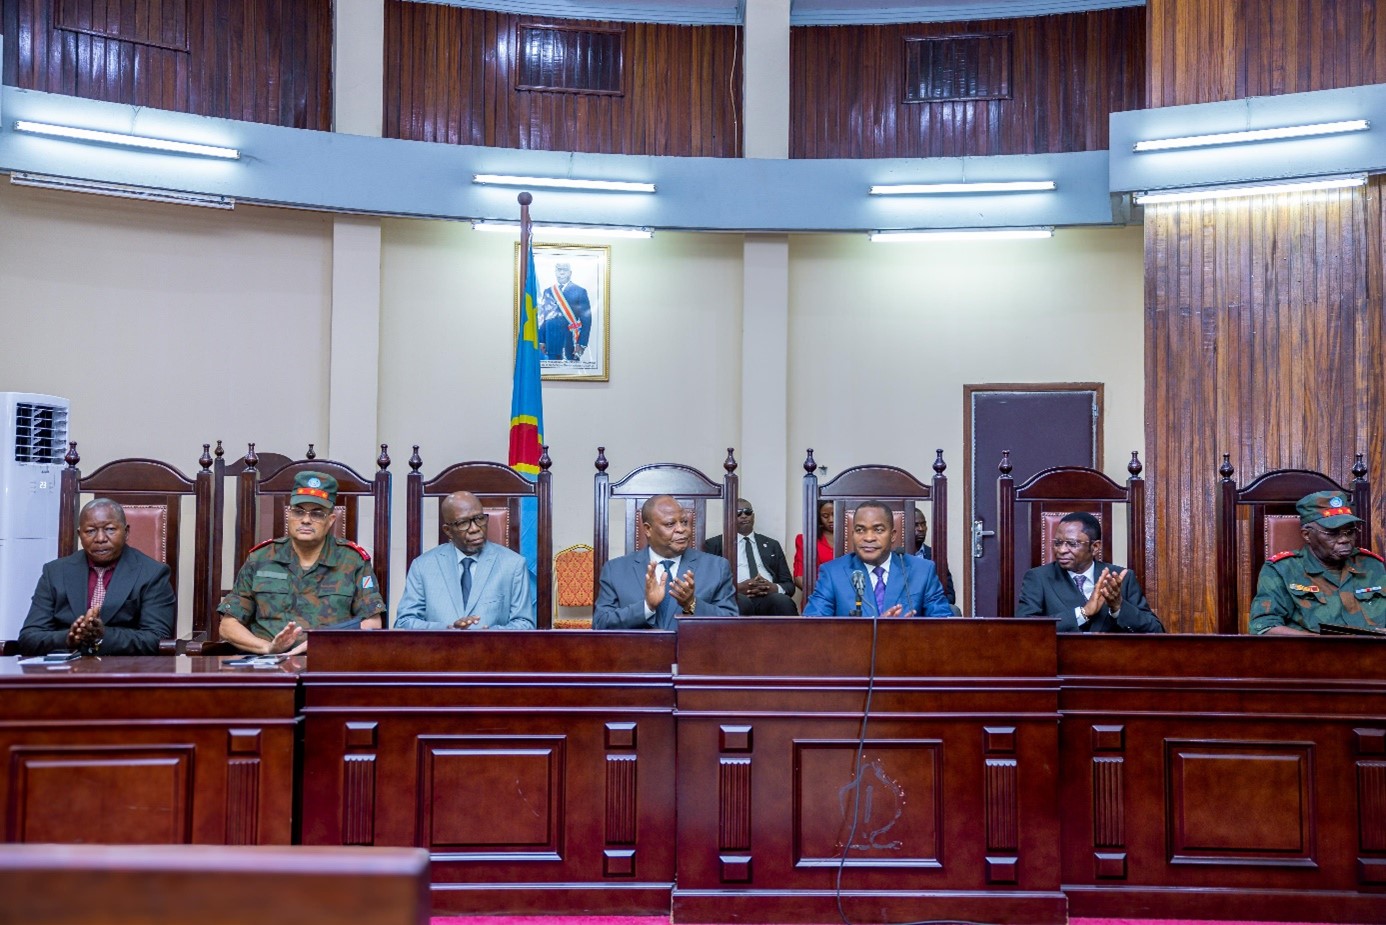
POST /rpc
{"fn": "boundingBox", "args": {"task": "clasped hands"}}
[1080,568,1129,619]
[645,560,697,615]
[736,576,779,598]
[66,606,104,652]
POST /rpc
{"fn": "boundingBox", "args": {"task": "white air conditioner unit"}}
[0,393,70,642]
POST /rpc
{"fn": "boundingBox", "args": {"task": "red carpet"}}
[429,918,1360,925]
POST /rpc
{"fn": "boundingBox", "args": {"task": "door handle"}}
[972,518,995,558]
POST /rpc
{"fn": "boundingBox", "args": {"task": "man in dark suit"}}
[803,500,952,618]
[703,498,798,615]
[538,261,592,362]
[1016,511,1163,633]
[594,494,738,629]
[18,498,175,656]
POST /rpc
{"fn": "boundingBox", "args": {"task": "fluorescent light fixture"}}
[1133,119,1369,152]
[471,220,653,239]
[869,180,1056,195]
[1134,174,1367,205]
[13,120,240,159]
[870,227,1054,242]
[9,172,235,209]
[473,174,656,193]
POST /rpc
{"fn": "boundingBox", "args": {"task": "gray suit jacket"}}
[394,541,535,630]
[593,547,738,629]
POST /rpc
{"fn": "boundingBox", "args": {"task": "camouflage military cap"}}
[1296,490,1362,529]
[291,471,337,509]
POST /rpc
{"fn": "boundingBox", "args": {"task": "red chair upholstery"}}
[1215,454,1371,635]
[211,442,295,619]
[553,544,596,629]
[404,445,553,629]
[799,448,949,605]
[57,441,218,649]
[994,450,1146,618]
[232,444,393,603]
[592,447,739,596]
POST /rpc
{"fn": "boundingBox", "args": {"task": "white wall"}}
[787,225,1147,606]
[0,182,1144,622]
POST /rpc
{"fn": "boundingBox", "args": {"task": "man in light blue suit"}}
[395,491,535,630]
[804,500,952,618]
[593,494,738,629]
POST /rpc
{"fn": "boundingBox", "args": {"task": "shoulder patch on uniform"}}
[249,538,277,554]
[1360,548,1386,563]
[1267,550,1298,563]
[341,540,371,562]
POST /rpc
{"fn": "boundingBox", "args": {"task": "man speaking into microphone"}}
[803,500,952,617]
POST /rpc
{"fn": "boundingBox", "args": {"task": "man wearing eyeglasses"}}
[218,471,385,654]
[1250,491,1386,635]
[395,490,535,630]
[18,498,175,656]
[702,498,798,615]
[1016,511,1162,632]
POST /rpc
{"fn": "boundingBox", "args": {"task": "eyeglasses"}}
[287,506,330,523]
[736,508,754,516]
[445,514,490,531]
[1309,523,1358,539]
[1051,537,1092,550]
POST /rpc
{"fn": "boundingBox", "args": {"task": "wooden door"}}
[965,385,1102,615]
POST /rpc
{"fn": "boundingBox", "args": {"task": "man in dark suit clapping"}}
[1016,512,1163,633]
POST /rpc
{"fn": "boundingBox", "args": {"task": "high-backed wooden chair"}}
[799,448,949,604]
[1215,453,1371,635]
[994,450,1146,618]
[57,441,218,647]
[211,442,294,614]
[592,447,739,597]
[404,445,553,629]
[233,444,393,602]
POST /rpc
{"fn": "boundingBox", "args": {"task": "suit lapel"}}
[471,545,498,605]
[99,551,139,617]
[63,554,89,618]
[438,547,465,614]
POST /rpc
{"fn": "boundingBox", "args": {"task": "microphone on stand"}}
[850,569,866,617]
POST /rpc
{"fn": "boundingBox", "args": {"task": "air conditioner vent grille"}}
[14,403,69,464]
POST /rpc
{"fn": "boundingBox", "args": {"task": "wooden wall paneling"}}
[4,0,330,129]
[1148,0,1386,107]
[789,7,1143,159]
[1143,180,1385,634]
[383,2,740,157]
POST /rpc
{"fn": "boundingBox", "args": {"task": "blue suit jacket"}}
[803,552,952,618]
[593,547,738,629]
[394,540,535,630]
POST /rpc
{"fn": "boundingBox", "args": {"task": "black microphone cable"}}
[833,552,996,925]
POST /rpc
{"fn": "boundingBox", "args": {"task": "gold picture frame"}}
[515,242,611,382]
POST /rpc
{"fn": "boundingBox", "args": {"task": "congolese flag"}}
[509,233,544,596]
[509,238,544,474]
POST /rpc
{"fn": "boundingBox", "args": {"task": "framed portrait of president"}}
[515,243,611,382]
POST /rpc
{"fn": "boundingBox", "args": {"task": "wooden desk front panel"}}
[0,656,300,846]
[673,618,1066,925]
[1059,635,1386,924]
[299,631,677,915]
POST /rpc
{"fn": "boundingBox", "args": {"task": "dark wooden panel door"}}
[966,385,1101,616]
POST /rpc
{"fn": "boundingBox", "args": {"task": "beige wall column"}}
[741,235,791,546]
[742,0,790,159]
[328,1,385,461]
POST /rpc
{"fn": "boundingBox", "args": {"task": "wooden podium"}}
[673,617,1066,925]
[299,629,677,915]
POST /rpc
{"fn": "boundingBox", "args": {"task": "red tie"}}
[91,567,111,611]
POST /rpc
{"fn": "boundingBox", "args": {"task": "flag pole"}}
[518,191,533,294]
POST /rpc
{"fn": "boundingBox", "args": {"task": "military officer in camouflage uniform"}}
[218,471,386,653]
[1249,490,1386,635]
